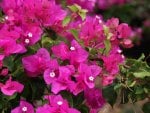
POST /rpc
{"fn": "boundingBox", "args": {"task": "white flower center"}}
[25,39,30,44]
[89,76,94,81]
[121,55,125,59]
[57,101,63,105]
[99,20,102,24]
[5,16,9,20]
[49,72,55,78]
[28,32,33,38]
[70,46,75,51]
[117,49,122,53]
[22,106,27,112]
[96,15,100,19]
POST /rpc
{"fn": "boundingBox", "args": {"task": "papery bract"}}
[84,88,105,112]
[102,74,114,86]
[117,23,131,39]
[0,77,24,96]
[11,100,34,113]
[22,48,51,77]
[52,40,88,65]
[44,65,76,94]
[0,38,26,57]
[51,42,69,60]
[73,63,101,95]
[102,48,124,75]
[43,95,80,113]
[79,16,104,47]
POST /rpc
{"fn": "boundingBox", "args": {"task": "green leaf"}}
[114,84,122,91]
[4,93,17,101]
[62,16,71,26]
[73,93,84,107]
[133,70,150,78]
[70,29,79,41]
[68,4,87,20]
[135,87,144,94]
[41,35,55,49]
[138,53,145,61]
[78,104,89,113]
[102,85,117,106]
[29,43,41,52]
[129,81,136,87]
[103,25,109,36]
[70,29,84,47]
[61,91,73,107]
[104,40,111,55]
[78,9,88,20]
[68,4,80,12]
[3,56,15,72]
[142,102,150,113]
[143,88,149,93]
[29,78,46,100]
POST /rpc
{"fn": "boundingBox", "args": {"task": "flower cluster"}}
[0,0,139,113]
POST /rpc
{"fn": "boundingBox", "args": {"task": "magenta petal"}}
[90,65,102,77]
[59,66,73,79]
[19,101,34,113]
[84,78,95,89]
[22,55,38,73]
[44,69,56,85]
[51,81,67,94]
[51,42,69,60]
[11,100,34,113]
[11,107,20,113]
[1,78,24,96]
[1,87,16,96]
[36,104,52,113]
[12,81,24,93]
[36,48,50,61]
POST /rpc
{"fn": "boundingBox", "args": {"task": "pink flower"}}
[45,95,69,109]
[84,88,105,112]
[20,23,43,46]
[106,18,119,29]
[73,63,101,95]
[102,75,114,86]
[102,48,124,75]
[0,77,24,96]
[40,95,80,113]
[51,42,69,60]
[52,40,88,64]
[36,104,52,113]
[21,0,66,27]
[0,38,26,56]
[72,81,86,96]
[44,65,76,94]
[117,23,132,38]
[0,68,9,76]
[69,40,89,64]
[11,100,34,113]
[79,16,104,46]
[0,24,21,40]
[43,59,59,85]
[122,39,133,48]
[0,0,21,14]
[22,48,51,77]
